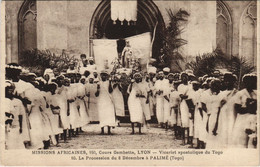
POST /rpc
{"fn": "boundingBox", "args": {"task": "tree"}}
[185,49,255,88]
[158,8,190,72]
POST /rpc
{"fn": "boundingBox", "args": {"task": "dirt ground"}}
[52,123,189,149]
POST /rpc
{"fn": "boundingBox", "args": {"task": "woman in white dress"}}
[111,74,125,125]
[204,79,223,149]
[163,73,175,130]
[77,77,90,128]
[56,78,70,142]
[5,81,27,149]
[217,73,237,148]
[96,71,116,135]
[25,88,46,149]
[85,75,99,122]
[147,66,157,118]
[154,71,165,127]
[177,72,191,145]
[67,76,81,138]
[186,81,201,148]
[128,73,145,134]
[231,74,257,148]
[47,83,64,146]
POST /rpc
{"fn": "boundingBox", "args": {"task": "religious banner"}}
[125,32,152,70]
[92,39,118,73]
[111,0,137,24]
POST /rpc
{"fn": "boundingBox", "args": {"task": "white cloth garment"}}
[154,79,164,123]
[128,83,144,123]
[97,81,116,128]
[111,83,125,117]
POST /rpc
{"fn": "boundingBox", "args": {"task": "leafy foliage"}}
[227,56,255,88]
[159,8,190,72]
[185,49,255,88]
[185,49,228,77]
[19,49,78,76]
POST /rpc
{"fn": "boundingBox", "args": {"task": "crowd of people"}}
[5,55,257,150]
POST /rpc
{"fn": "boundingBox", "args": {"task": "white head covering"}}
[163,67,170,73]
[148,66,157,74]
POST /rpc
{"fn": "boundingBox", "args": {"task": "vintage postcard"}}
[0,0,259,166]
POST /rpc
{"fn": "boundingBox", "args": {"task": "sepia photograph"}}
[0,0,259,166]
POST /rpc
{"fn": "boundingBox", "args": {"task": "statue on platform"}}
[121,41,133,68]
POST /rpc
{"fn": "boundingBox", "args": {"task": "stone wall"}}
[5,1,24,63]
[37,1,99,58]
[4,0,256,66]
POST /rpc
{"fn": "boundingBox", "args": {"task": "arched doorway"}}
[89,0,165,59]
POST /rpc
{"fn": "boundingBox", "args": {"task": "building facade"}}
[5,0,257,67]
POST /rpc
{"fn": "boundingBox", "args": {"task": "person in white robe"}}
[25,88,46,149]
[77,77,90,128]
[203,79,223,149]
[162,73,174,130]
[147,66,157,117]
[197,85,212,149]
[96,71,116,135]
[231,74,257,148]
[139,77,151,125]
[67,62,77,74]
[128,73,145,134]
[6,65,33,147]
[85,74,99,122]
[86,57,97,74]
[217,73,237,148]
[177,72,191,145]
[154,71,165,127]
[47,83,64,146]
[186,81,201,148]
[5,82,27,149]
[79,59,89,76]
[111,74,125,126]
[192,87,204,149]
[169,80,181,138]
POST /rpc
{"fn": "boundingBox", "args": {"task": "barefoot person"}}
[96,70,116,135]
[128,73,145,134]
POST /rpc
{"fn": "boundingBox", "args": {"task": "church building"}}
[4,0,257,68]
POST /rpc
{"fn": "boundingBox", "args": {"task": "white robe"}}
[56,86,70,129]
[139,81,151,121]
[217,89,237,148]
[111,83,125,117]
[85,83,99,121]
[77,83,90,126]
[97,81,116,127]
[187,89,201,137]
[162,81,174,123]
[192,89,203,139]
[231,89,257,148]
[198,89,210,142]
[128,83,144,123]
[49,93,64,135]
[169,90,180,126]
[204,91,223,148]
[25,89,45,149]
[148,80,156,117]
[177,84,191,128]
[67,84,80,129]
[5,98,27,149]
[154,79,164,123]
